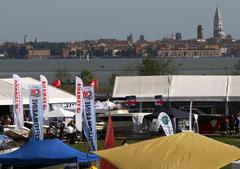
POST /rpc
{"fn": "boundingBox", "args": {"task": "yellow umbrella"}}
[95,132,240,169]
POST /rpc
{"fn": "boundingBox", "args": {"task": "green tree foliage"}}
[80,69,96,85]
[108,73,119,88]
[121,64,138,76]
[138,56,175,75]
[231,60,240,75]
[55,67,71,84]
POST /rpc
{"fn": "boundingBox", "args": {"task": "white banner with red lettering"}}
[13,74,24,131]
[75,76,83,132]
[29,85,44,140]
[40,75,49,114]
[83,86,97,151]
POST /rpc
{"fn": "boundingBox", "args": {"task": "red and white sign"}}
[13,74,24,131]
[75,76,83,132]
[40,75,49,114]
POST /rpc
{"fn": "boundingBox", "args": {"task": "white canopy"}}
[43,108,75,118]
[113,76,170,101]
[113,75,240,102]
[0,77,75,105]
[170,75,228,101]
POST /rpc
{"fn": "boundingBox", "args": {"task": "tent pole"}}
[189,101,193,131]
[139,101,142,113]
[225,102,229,116]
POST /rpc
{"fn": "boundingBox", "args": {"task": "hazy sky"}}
[0,0,239,42]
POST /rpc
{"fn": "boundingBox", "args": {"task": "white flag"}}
[157,112,174,136]
[13,74,24,131]
[29,85,44,140]
[40,75,49,114]
[83,86,97,151]
[75,76,83,132]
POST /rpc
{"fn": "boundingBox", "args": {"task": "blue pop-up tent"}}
[0,138,99,167]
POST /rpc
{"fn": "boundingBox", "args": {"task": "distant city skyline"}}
[0,0,239,42]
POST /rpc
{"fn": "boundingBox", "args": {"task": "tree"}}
[121,64,138,76]
[231,60,240,75]
[139,57,159,75]
[80,69,96,85]
[157,57,176,75]
[54,67,71,84]
[108,73,119,89]
[138,56,176,75]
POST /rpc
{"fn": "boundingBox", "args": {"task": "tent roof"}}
[170,75,228,101]
[95,132,240,169]
[0,138,98,166]
[228,76,240,101]
[43,108,75,118]
[0,77,75,105]
[112,75,240,101]
[113,76,170,101]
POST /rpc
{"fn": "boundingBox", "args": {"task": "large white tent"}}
[113,76,170,101]
[113,75,240,102]
[0,77,75,106]
[43,108,75,118]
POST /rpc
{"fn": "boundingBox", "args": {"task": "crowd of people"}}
[46,120,79,144]
[220,112,240,135]
[0,115,13,126]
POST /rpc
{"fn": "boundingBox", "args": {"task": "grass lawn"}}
[68,135,240,169]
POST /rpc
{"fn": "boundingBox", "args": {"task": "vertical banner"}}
[157,112,174,136]
[83,86,97,151]
[75,76,83,132]
[13,74,24,131]
[40,75,49,114]
[29,85,44,140]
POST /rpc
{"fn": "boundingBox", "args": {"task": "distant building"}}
[175,33,182,41]
[24,34,29,44]
[62,48,69,59]
[197,25,204,40]
[127,33,133,42]
[139,35,145,42]
[213,5,225,39]
[157,49,222,57]
[27,49,50,59]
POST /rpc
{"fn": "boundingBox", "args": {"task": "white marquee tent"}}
[0,77,75,106]
[113,75,240,102]
[113,76,170,101]
[43,108,75,118]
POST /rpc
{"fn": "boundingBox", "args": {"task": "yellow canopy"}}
[95,132,240,169]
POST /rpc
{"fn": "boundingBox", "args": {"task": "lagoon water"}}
[0,57,238,84]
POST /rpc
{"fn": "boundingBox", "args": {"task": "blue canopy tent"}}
[0,138,98,167]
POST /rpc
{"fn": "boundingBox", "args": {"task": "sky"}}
[0,0,239,42]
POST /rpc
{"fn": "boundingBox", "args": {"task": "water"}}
[0,57,238,84]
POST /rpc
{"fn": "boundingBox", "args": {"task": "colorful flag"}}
[83,86,97,151]
[52,80,61,88]
[29,85,44,140]
[12,74,24,131]
[155,95,163,106]
[75,76,83,132]
[40,75,49,114]
[157,112,174,136]
[100,113,116,169]
[88,79,98,91]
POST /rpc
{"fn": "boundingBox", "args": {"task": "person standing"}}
[67,121,75,144]
[236,113,240,135]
